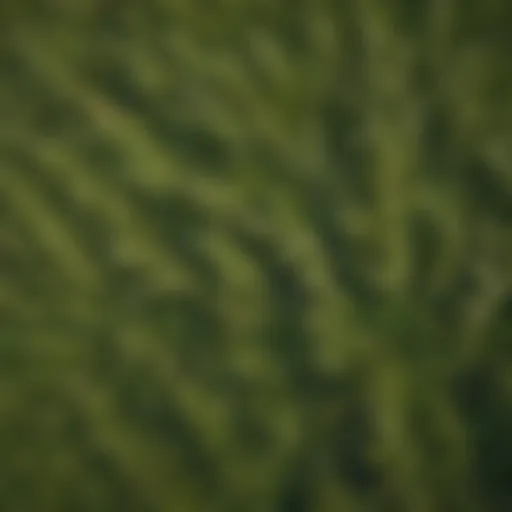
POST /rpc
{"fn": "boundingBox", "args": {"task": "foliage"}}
[1,1,511,510]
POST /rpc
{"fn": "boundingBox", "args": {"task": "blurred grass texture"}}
[1,1,512,511]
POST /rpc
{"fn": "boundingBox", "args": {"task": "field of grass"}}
[1,1,511,511]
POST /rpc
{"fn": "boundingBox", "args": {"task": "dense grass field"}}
[1,1,511,511]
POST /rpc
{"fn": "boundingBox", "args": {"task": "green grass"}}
[0,1,511,510]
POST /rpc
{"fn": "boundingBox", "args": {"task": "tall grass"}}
[1,1,511,510]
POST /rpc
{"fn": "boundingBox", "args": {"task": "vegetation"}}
[1,1,511,510]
